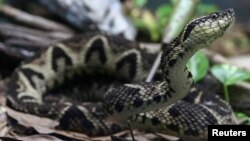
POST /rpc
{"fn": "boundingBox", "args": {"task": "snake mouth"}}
[221,9,235,35]
[224,8,235,24]
[226,8,235,17]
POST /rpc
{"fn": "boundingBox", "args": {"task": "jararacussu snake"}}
[6,9,235,140]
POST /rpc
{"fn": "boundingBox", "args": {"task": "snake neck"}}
[161,38,201,99]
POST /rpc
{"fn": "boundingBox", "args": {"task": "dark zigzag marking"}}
[7,71,21,97]
[116,52,137,80]
[59,106,96,135]
[85,38,108,65]
[52,46,73,72]
[21,68,45,89]
[183,21,197,41]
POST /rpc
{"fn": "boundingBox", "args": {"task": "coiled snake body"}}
[7,9,235,140]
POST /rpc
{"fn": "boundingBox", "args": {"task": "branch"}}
[0,23,72,49]
[0,4,73,33]
[0,42,34,59]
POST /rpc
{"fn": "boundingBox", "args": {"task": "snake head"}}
[181,9,235,45]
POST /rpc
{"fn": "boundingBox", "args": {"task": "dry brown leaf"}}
[0,107,9,136]
[5,107,94,140]
[52,130,91,141]
[91,130,130,141]
[6,107,59,129]
[17,134,63,141]
[155,133,179,141]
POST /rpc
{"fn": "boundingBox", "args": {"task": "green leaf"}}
[211,64,250,86]
[197,4,219,15]
[155,4,173,31]
[235,112,250,125]
[170,0,178,5]
[132,10,160,41]
[133,0,148,7]
[156,4,173,18]
[187,51,209,82]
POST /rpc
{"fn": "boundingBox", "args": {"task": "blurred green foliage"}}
[155,4,173,34]
[131,0,219,42]
[131,9,160,41]
[211,64,250,102]
[236,112,250,125]
[187,51,209,82]
[211,64,250,86]
[197,3,219,15]
[133,0,148,8]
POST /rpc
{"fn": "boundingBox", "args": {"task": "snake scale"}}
[6,9,235,140]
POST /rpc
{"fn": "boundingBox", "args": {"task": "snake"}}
[6,9,235,140]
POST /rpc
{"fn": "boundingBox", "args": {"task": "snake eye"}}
[210,13,218,19]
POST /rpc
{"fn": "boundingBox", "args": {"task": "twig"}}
[0,23,72,40]
[0,42,35,59]
[0,23,72,49]
[127,120,135,141]
[5,38,49,50]
[146,0,200,82]
[0,23,73,59]
[146,53,162,82]
[0,4,73,32]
